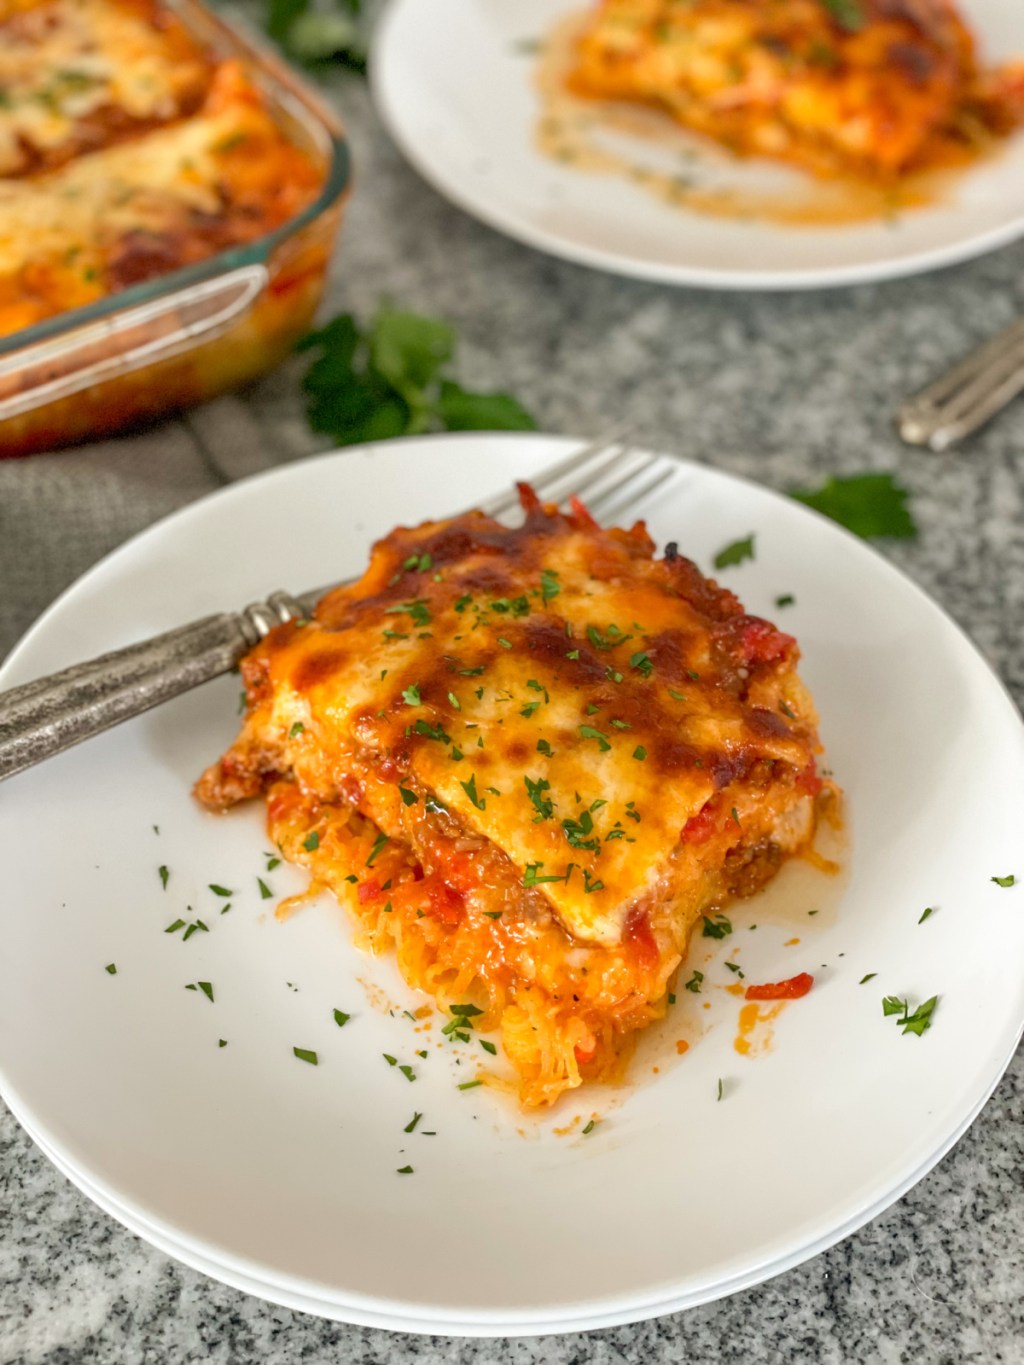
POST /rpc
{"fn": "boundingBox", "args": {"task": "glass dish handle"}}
[0,263,268,422]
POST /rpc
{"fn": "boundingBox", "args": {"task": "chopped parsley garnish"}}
[562,810,600,851]
[333,1009,351,1027]
[668,992,676,1005]
[629,650,654,678]
[713,535,755,570]
[582,1119,598,1136]
[366,831,391,866]
[208,883,233,897]
[218,1039,227,1048]
[779,701,796,720]
[447,691,461,710]
[480,1039,497,1055]
[386,599,432,628]
[524,862,567,886]
[289,721,305,738]
[404,552,433,573]
[717,1078,725,1102]
[992,874,1016,888]
[484,910,503,919]
[459,665,485,676]
[731,807,741,826]
[882,993,939,1036]
[632,746,647,762]
[397,1165,414,1174]
[701,914,733,940]
[399,786,418,806]
[458,1079,483,1091]
[165,919,186,934]
[182,920,209,942]
[540,569,560,602]
[520,701,541,718]
[684,970,704,993]
[725,962,744,978]
[537,739,554,757]
[775,594,795,608]
[790,472,916,540]
[384,1053,398,1066]
[497,637,512,650]
[461,774,486,810]
[303,831,320,852]
[820,0,865,33]
[581,869,605,894]
[404,1112,422,1133]
[579,724,611,752]
[402,684,422,705]
[293,1047,318,1065]
[525,775,554,821]
[412,718,449,742]
[104,962,117,975]
[185,980,214,1002]
[159,865,169,890]
[257,878,272,899]
[859,973,877,985]
[918,906,935,924]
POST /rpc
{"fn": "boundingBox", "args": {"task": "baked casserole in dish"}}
[0,0,350,456]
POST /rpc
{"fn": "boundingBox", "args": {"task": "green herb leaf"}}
[334,1009,351,1028]
[820,0,865,32]
[859,973,877,984]
[918,906,935,924]
[435,379,537,433]
[404,1112,422,1133]
[208,883,233,898]
[258,877,272,899]
[684,970,704,993]
[397,1165,414,1174]
[303,831,320,852]
[461,774,486,810]
[289,721,305,738]
[402,684,422,706]
[579,724,611,752]
[399,786,419,806]
[582,1119,598,1135]
[882,995,907,1017]
[458,1079,483,1091]
[293,1046,318,1065]
[775,594,795,608]
[992,874,1016,888]
[701,914,733,940]
[713,535,755,570]
[366,831,391,866]
[717,1078,725,1102]
[790,472,917,540]
[159,865,169,890]
[104,962,117,975]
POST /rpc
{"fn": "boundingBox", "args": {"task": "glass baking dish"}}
[0,0,350,459]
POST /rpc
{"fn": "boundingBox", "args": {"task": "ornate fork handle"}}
[0,591,310,782]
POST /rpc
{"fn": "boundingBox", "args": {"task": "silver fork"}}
[0,437,675,782]
[896,315,1024,452]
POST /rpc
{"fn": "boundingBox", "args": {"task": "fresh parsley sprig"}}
[298,305,536,447]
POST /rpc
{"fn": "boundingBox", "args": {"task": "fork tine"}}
[590,460,675,524]
[479,429,629,520]
[576,451,661,518]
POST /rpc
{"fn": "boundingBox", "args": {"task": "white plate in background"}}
[372,0,1024,290]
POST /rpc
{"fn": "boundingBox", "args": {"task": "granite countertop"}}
[2,40,1024,1365]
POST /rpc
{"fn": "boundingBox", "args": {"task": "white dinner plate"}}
[2,433,1023,1335]
[372,0,1024,290]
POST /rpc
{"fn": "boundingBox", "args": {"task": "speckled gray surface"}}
[2,36,1024,1365]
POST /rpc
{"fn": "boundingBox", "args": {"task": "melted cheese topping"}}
[198,494,822,949]
[568,0,1024,180]
[0,0,211,176]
